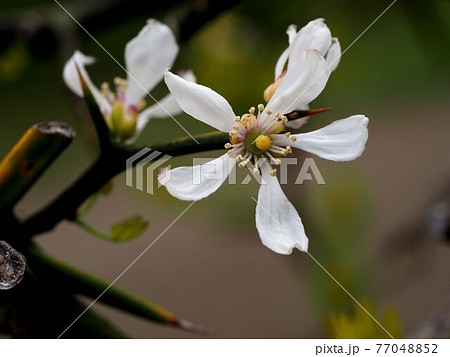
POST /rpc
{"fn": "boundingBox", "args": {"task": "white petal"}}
[266,50,330,115]
[289,115,369,161]
[255,161,308,254]
[286,24,298,45]
[286,117,309,129]
[129,71,197,143]
[274,25,299,79]
[288,18,332,69]
[138,92,182,121]
[159,153,235,201]
[63,50,110,113]
[274,47,290,80]
[326,37,341,73]
[125,19,178,106]
[164,70,236,132]
[286,104,309,129]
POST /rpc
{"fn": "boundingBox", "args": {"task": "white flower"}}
[159,24,368,255]
[63,19,194,142]
[264,18,341,129]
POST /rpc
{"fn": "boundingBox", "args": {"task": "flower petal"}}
[274,47,290,81]
[63,50,110,113]
[285,104,310,129]
[128,71,196,143]
[287,117,309,129]
[326,37,341,73]
[164,70,236,132]
[289,115,369,161]
[274,25,298,79]
[288,18,332,69]
[158,153,235,201]
[124,19,178,106]
[266,49,331,115]
[255,161,308,254]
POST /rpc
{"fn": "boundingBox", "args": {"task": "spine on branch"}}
[0,122,75,210]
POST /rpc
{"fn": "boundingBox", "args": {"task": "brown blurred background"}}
[1,0,450,337]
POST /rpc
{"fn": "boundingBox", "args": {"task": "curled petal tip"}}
[146,18,160,25]
[360,116,369,126]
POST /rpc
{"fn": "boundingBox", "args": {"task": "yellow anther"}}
[232,125,239,130]
[236,154,243,162]
[227,150,234,157]
[224,143,232,149]
[235,116,241,122]
[238,162,246,168]
[269,120,285,134]
[273,159,281,165]
[290,136,297,142]
[255,135,272,151]
[257,104,264,111]
[283,146,292,156]
[275,112,281,118]
[270,169,277,176]
[249,107,255,114]
[253,168,260,175]
[266,109,273,115]
[285,132,291,138]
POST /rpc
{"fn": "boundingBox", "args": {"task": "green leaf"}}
[110,215,149,242]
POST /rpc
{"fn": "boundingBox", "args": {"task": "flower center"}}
[100,77,145,141]
[245,130,272,154]
[224,104,295,176]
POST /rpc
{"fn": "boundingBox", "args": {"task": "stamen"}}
[224,143,232,149]
[235,116,241,122]
[285,132,291,138]
[266,109,273,115]
[227,150,234,157]
[257,104,264,112]
[270,169,277,176]
[290,136,297,142]
[265,151,280,165]
[249,107,255,114]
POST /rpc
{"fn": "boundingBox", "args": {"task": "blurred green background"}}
[1,0,449,337]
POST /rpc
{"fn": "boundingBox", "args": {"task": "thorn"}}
[285,107,332,120]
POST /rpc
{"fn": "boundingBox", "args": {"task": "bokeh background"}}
[1,0,450,337]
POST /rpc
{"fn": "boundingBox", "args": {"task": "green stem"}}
[77,192,100,219]
[22,131,229,237]
[74,218,113,241]
[27,245,204,333]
